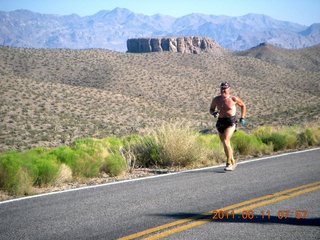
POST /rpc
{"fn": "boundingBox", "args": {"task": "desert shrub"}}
[72,138,108,160]
[52,140,104,178]
[253,125,319,150]
[298,128,316,147]
[0,148,60,194]
[253,126,273,142]
[276,127,298,149]
[32,156,60,186]
[313,127,320,145]
[51,146,76,167]
[1,122,319,197]
[122,134,142,144]
[0,151,29,195]
[53,163,72,186]
[71,138,108,177]
[102,152,127,177]
[104,137,130,175]
[14,167,33,196]
[105,137,123,152]
[70,152,101,178]
[232,130,272,156]
[23,148,60,186]
[197,134,225,165]
[254,126,291,151]
[52,137,129,178]
[150,123,203,167]
[120,135,156,168]
[267,132,289,151]
[129,136,160,168]
[73,151,102,178]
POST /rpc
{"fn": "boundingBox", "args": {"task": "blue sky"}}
[1,0,319,26]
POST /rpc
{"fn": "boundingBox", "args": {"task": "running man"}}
[209,82,246,171]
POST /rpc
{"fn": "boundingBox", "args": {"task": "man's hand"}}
[212,111,219,118]
[239,118,245,124]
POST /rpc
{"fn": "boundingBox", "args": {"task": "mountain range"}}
[0,8,319,52]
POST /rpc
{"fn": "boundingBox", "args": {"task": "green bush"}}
[20,148,60,187]
[197,134,225,165]
[277,127,298,149]
[0,148,60,194]
[53,147,101,178]
[0,151,27,195]
[254,126,292,151]
[52,138,109,178]
[72,139,105,178]
[253,126,272,140]
[1,123,319,197]
[32,155,60,187]
[313,127,320,145]
[51,146,76,166]
[232,130,272,156]
[102,152,127,177]
[76,151,102,178]
[298,128,316,147]
[269,132,289,151]
[124,135,159,168]
[105,137,123,152]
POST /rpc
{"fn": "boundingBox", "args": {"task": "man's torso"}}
[216,95,237,117]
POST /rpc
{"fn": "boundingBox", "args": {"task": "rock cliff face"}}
[127,36,230,54]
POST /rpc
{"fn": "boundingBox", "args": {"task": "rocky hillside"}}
[0,8,319,51]
[0,43,319,152]
[235,43,320,71]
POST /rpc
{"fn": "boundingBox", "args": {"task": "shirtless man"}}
[209,82,246,171]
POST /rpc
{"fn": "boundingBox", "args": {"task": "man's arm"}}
[209,97,218,115]
[236,97,246,118]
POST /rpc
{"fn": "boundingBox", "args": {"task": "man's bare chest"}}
[218,97,235,110]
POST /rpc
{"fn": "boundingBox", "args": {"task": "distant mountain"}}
[0,8,319,51]
[235,43,320,71]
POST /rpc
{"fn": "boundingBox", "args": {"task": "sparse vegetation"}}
[0,44,319,199]
[1,46,319,153]
[0,123,319,196]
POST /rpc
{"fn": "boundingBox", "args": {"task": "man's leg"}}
[219,125,236,166]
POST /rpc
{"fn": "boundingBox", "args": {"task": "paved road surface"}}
[0,148,319,239]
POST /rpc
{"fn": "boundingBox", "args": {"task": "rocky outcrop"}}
[127,36,230,54]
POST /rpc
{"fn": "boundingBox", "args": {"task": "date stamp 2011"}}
[212,210,308,220]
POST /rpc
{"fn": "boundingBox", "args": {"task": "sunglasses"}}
[220,82,230,88]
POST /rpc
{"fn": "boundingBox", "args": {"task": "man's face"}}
[220,87,230,96]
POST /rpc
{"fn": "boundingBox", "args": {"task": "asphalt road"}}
[0,148,319,240]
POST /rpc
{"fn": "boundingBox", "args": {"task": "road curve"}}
[0,148,319,239]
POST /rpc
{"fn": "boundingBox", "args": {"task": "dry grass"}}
[150,122,203,167]
[53,164,73,186]
[0,44,319,153]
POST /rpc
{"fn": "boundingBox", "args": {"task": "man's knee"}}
[225,142,232,149]
[221,138,231,147]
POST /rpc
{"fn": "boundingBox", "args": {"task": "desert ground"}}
[0,43,319,153]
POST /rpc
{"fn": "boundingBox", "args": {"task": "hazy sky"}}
[1,0,319,26]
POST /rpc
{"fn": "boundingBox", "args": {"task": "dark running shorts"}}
[216,116,237,134]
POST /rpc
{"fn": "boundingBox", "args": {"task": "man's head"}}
[220,82,230,97]
[220,82,230,89]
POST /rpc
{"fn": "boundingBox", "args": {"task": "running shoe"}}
[224,164,233,171]
[231,163,237,170]
[225,163,237,171]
